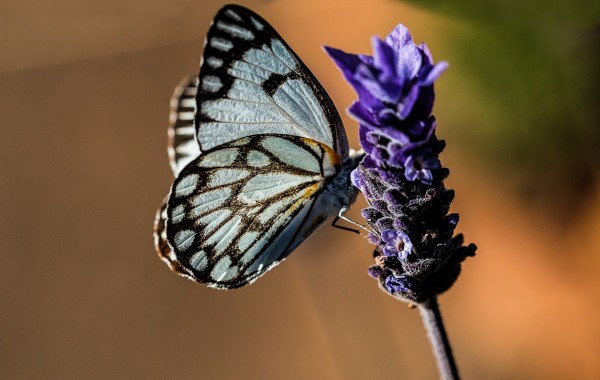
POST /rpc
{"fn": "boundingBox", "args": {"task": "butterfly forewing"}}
[195,5,349,158]
[166,135,341,288]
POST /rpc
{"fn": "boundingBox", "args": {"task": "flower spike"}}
[326,25,475,304]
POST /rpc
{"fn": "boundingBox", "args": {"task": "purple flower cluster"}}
[326,25,476,303]
[325,25,447,185]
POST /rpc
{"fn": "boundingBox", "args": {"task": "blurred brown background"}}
[1,0,599,379]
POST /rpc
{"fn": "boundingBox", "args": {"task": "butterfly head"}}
[328,149,365,209]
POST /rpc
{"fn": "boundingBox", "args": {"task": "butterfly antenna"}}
[332,217,360,234]
[332,206,377,236]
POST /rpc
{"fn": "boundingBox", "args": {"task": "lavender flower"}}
[326,25,476,304]
[382,229,413,259]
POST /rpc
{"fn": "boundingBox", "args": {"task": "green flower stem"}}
[418,296,460,380]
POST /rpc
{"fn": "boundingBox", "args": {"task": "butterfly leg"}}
[332,206,376,235]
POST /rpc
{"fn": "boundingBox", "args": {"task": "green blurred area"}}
[416,0,600,220]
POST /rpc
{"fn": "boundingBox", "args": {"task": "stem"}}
[418,296,460,380]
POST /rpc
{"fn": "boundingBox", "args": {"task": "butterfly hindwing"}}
[154,198,195,280]
[166,134,342,288]
[195,5,349,158]
[168,76,201,176]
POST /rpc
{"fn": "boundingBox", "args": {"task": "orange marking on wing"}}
[282,182,323,218]
[300,138,341,167]
[301,182,322,201]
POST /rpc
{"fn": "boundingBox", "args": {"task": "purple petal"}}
[325,47,387,106]
[398,45,422,80]
[324,46,363,78]
[348,70,389,108]
[388,142,404,155]
[350,169,365,190]
[388,154,404,168]
[418,170,433,185]
[354,62,378,82]
[385,24,414,51]
[349,102,379,128]
[383,244,398,257]
[423,155,441,169]
[410,86,435,118]
[358,54,374,65]
[398,247,410,260]
[354,64,399,103]
[379,126,411,145]
[385,24,422,81]
[419,61,448,86]
[418,42,433,63]
[365,131,379,145]
[404,158,419,181]
[378,79,404,102]
[372,147,388,161]
[358,125,376,154]
[397,231,413,259]
[427,117,437,135]
[362,155,379,169]
[446,213,460,226]
[399,84,421,119]
[372,37,398,79]
[376,108,398,124]
[407,119,436,140]
[381,229,397,242]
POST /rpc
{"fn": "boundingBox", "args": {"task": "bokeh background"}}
[2,0,599,378]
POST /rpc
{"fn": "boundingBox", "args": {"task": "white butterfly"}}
[154,4,363,289]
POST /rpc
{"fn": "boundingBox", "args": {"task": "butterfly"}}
[154,4,363,289]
